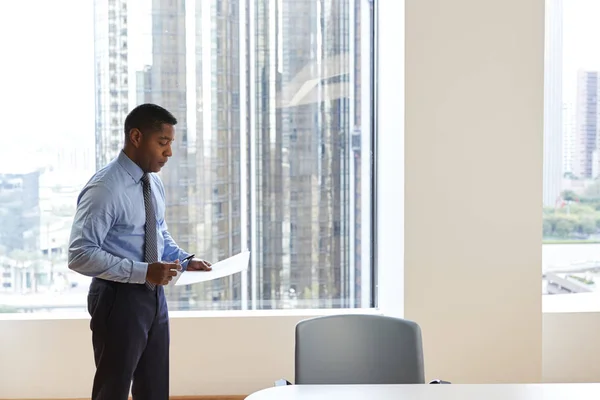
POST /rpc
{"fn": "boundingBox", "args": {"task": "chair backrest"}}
[294,314,425,385]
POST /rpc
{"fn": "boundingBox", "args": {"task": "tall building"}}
[250,0,363,308]
[574,70,599,179]
[93,0,130,170]
[251,0,285,309]
[147,0,199,307]
[123,0,245,309]
[562,101,576,176]
[543,0,563,206]
[347,0,370,308]
[185,0,243,307]
[0,171,41,253]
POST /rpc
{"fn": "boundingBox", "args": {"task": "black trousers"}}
[87,277,170,400]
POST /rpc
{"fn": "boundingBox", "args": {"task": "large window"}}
[543,0,600,297]
[0,0,375,313]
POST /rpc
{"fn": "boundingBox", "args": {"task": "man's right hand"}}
[146,261,182,285]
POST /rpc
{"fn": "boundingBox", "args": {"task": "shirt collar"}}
[117,150,144,183]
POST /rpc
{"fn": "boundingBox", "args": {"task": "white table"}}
[245,383,600,399]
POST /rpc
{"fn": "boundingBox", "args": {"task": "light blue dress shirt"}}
[68,151,191,283]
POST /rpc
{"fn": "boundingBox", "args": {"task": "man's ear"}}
[128,128,143,148]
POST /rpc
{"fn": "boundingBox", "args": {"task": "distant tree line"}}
[544,181,600,240]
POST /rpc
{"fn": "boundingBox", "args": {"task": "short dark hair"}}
[124,103,177,140]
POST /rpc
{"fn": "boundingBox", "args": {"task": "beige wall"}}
[0,311,599,399]
[0,313,305,398]
[543,312,600,383]
[2,0,598,399]
[403,0,543,383]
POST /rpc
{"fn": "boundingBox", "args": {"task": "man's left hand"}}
[187,259,212,271]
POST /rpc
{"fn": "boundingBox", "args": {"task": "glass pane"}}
[0,0,374,313]
[543,0,600,297]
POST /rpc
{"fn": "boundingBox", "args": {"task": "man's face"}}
[137,123,174,173]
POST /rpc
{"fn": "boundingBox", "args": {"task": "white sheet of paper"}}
[168,250,250,287]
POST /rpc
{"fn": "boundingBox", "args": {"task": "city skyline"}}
[544,0,600,205]
[562,0,600,101]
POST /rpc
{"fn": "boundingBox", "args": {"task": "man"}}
[68,103,212,400]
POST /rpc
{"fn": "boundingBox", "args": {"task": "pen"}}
[181,254,195,264]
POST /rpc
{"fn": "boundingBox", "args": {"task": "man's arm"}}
[153,175,192,269]
[161,221,192,270]
[68,183,148,283]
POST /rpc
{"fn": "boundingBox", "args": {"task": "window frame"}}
[0,0,409,319]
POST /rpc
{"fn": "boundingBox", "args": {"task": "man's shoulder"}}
[78,177,114,204]
[78,160,122,200]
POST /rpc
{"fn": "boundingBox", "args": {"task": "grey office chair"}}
[276,314,450,386]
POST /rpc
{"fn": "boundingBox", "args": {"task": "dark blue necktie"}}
[142,173,157,290]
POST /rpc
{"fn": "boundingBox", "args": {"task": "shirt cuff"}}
[180,251,193,271]
[129,261,149,284]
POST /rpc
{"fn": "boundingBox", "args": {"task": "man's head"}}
[123,103,177,173]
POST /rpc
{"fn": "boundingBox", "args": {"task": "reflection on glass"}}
[0,0,373,313]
